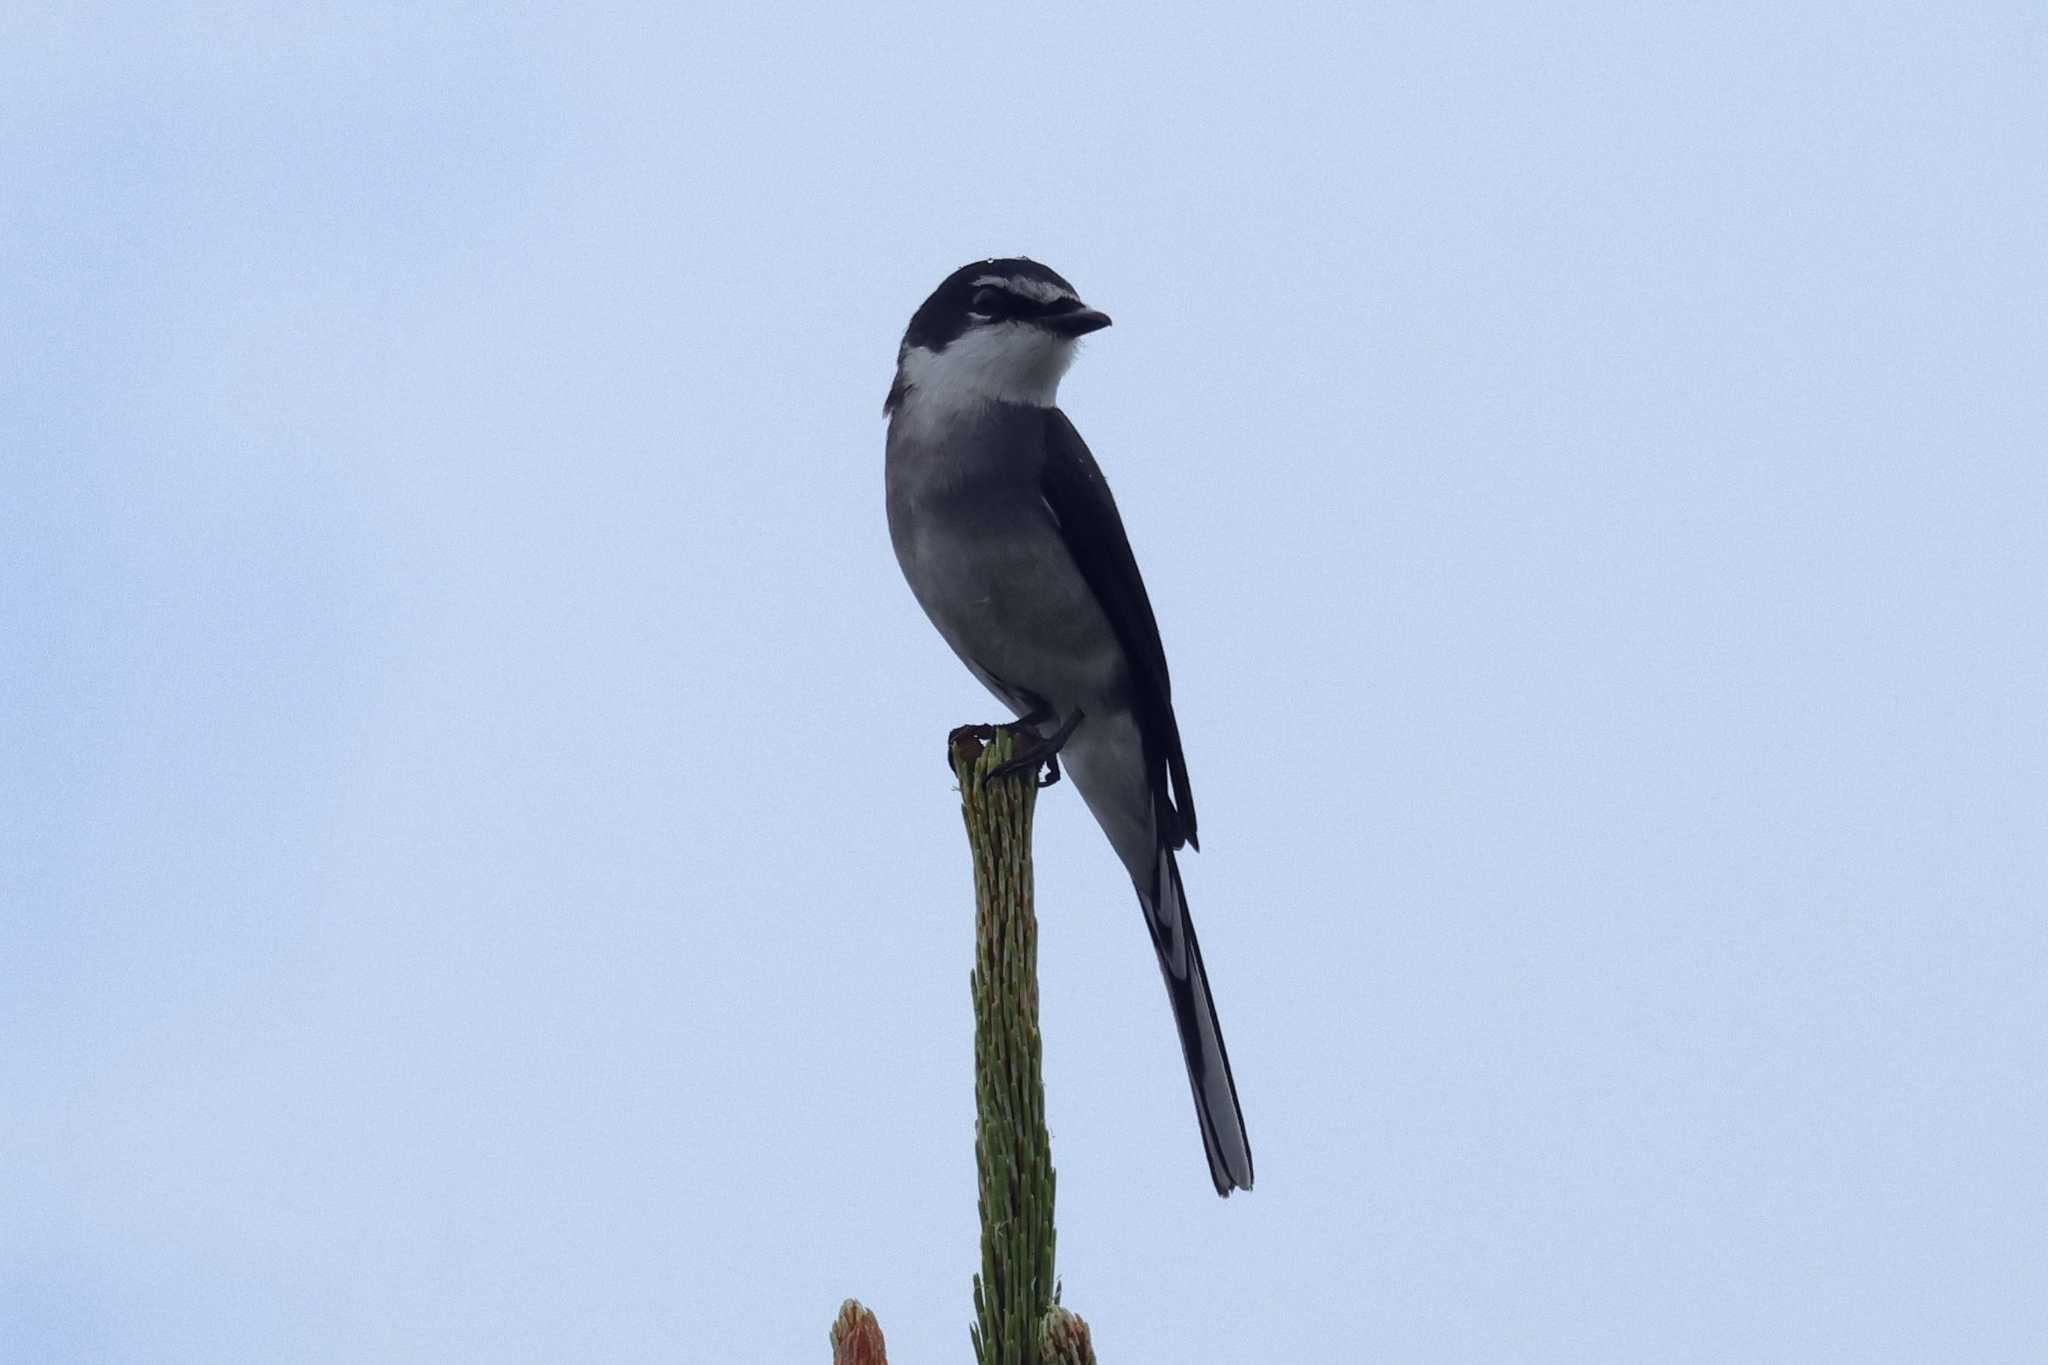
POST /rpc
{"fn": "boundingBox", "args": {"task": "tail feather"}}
[1143,846,1254,1195]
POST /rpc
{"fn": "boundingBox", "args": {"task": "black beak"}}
[1047,307,1112,338]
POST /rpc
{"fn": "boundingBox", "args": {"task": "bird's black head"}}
[901,258,1112,352]
[887,258,1112,416]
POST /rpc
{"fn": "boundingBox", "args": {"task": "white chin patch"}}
[898,324,1075,412]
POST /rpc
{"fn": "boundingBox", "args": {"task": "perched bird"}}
[883,258,1253,1195]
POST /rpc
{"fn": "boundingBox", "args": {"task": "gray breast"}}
[886,401,1128,714]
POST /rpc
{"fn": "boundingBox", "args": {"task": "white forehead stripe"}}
[971,274,1077,305]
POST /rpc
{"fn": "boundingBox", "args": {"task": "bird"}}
[883,257,1253,1196]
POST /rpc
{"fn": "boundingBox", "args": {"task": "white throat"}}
[895,324,1076,419]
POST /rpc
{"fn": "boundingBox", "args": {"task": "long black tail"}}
[1141,845,1254,1195]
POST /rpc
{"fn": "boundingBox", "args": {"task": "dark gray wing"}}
[1040,407,1198,850]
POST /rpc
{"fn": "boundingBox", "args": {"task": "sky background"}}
[5,3,2044,1362]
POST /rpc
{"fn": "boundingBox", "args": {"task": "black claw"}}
[985,709,1085,787]
[947,723,1000,773]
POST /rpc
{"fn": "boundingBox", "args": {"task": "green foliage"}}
[952,729,1059,1365]
[828,728,1097,1364]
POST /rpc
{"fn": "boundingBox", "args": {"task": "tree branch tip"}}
[948,722,999,774]
[1038,1305,1098,1365]
[829,1298,888,1365]
[949,721,1028,787]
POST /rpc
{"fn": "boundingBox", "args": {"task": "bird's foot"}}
[986,709,1084,788]
[947,723,1002,774]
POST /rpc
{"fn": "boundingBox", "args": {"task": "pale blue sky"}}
[5,3,2044,1362]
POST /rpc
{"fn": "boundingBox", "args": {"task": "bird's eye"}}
[970,287,1006,316]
